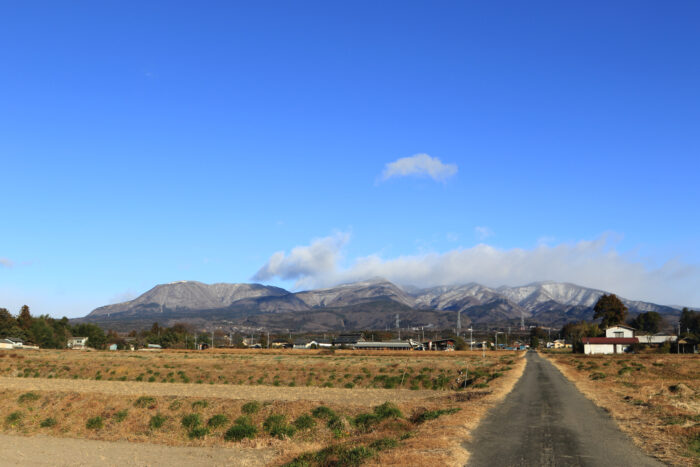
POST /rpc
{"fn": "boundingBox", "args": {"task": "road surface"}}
[465,352,663,467]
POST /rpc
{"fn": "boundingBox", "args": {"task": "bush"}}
[224,418,258,442]
[207,414,229,428]
[293,414,316,430]
[311,405,336,419]
[241,401,261,415]
[264,414,296,439]
[149,413,167,429]
[86,416,104,430]
[5,411,23,426]
[413,407,460,423]
[40,417,57,428]
[373,402,402,420]
[369,438,398,451]
[18,392,40,404]
[589,372,607,380]
[353,413,378,432]
[134,396,156,408]
[114,409,128,422]
[188,427,209,439]
[181,413,201,429]
[191,400,208,409]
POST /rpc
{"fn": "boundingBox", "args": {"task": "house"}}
[605,325,635,338]
[293,339,318,349]
[353,339,420,351]
[332,333,365,347]
[67,337,88,350]
[270,340,293,349]
[582,336,638,355]
[0,339,14,350]
[636,334,678,345]
[422,339,456,351]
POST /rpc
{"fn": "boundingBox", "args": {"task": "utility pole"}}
[396,314,400,340]
[211,330,214,349]
[421,326,424,342]
[469,327,473,351]
[457,310,461,338]
[267,331,270,349]
[194,332,197,350]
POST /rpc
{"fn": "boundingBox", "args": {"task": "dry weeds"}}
[544,352,699,467]
[0,349,525,466]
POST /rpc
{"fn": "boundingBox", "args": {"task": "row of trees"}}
[0,306,75,349]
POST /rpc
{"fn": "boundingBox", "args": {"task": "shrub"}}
[353,413,378,432]
[86,416,104,430]
[241,401,261,415]
[188,427,209,439]
[114,409,128,422]
[311,406,336,419]
[293,414,316,430]
[40,417,57,428]
[207,414,229,428]
[264,414,296,439]
[369,437,398,451]
[134,396,156,408]
[589,372,607,380]
[224,419,258,442]
[18,392,41,404]
[149,413,168,429]
[5,411,23,426]
[191,400,208,409]
[373,402,402,420]
[413,407,460,423]
[181,413,201,430]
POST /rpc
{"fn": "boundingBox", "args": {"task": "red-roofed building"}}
[582,336,638,355]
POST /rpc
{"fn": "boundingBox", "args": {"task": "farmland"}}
[545,352,700,467]
[0,349,525,466]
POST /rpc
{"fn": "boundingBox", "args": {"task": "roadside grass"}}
[546,353,699,467]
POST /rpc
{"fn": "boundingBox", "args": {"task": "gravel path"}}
[465,352,663,466]
[0,433,274,466]
[0,376,435,405]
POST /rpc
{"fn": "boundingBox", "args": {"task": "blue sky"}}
[1,1,699,317]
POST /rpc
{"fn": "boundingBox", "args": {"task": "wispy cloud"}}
[254,233,700,306]
[0,258,14,268]
[380,154,457,182]
[474,226,494,240]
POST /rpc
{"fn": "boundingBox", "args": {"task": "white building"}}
[582,325,637,355]
[67,337,88,349]
[605,325,635,338]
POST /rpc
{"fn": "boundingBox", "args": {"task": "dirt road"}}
[0,376,433,405]
[0,433,274,466]
[465,352,663,466]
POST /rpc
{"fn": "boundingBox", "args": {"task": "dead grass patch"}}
[544,352,699,467]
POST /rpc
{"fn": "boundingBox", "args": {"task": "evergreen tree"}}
[593,294,628,329]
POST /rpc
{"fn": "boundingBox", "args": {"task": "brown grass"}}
[543,352,699,467]
[0,349,526,466]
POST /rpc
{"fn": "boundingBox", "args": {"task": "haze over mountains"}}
[81,279,681,332]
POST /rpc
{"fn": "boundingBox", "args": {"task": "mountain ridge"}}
[82,278,682,331]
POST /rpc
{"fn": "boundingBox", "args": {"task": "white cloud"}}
[254,233,700,306]
[0,258,14,268]
[475,226,494,240]
[380,154,457,182]
[252,232,350,288]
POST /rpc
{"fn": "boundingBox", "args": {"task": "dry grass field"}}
[545,352,700,467]
[0,349,525,466]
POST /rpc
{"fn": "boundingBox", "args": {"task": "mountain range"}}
[79,279,681,332]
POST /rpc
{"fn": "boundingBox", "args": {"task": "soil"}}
[0,433,274,466]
